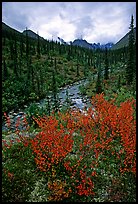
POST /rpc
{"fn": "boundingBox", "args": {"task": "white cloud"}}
[38,15,76,41]
[2,2,136,44]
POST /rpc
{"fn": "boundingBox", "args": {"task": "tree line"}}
[2,15,135,114]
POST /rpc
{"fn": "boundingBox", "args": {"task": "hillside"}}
[111,27,136,50]
[2,22,22,35]
[2,22,45,44]
[2,21,97,114]
[2,21,136,116]
[2,22,23,39]
[22,29,45,41]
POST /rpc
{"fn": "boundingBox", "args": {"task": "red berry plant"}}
[2,93,136,202]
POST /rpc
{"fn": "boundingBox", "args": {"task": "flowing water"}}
[2,79,91,132]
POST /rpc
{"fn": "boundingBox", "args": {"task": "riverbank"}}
[2,78,91,132]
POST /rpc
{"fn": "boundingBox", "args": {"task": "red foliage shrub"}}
[3,93,136,200]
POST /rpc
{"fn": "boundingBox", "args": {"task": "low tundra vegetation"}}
[2,93,136,202]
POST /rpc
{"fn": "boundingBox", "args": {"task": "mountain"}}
[2,21,114,49]
[22,29,45,41]
[22,30,68,44]
[71,39,114,50]
[50,36,67,44]
[99,42,114,49]
[2,22,45,43]
[2,22,43,44]
[72,39,91,49]
[111,27,136,50]
[57,37,67,44]
[2,22,22,38]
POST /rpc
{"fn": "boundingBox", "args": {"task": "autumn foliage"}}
[3,93,136,201]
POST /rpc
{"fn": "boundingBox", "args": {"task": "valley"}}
[2,17,136,202]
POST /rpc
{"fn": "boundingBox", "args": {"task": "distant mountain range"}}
[50,36,114,49]
[2,22,136,50]
[111,27,136,50]
[71,39,114,50]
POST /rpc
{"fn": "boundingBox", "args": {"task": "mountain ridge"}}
[71,39,114,50]
[2,21,135,50]
[2,21,114,49]
[22,29,45,41]
[111,27,136,50]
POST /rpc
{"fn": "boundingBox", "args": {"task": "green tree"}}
[117,74,121,91]
[20,35,23,58]
[13,36,18,77]
[83,62,88,78]
[126,15,135,85]
[30,56,35,91]
[104,47,109,80]
[25,28,29,59]
[37,31,41,59]
[54,57,57,74]
[76,63,80,76]
[96,63,102,94]
[9,38,14,60]
[2,59,8,81]
[52,69,58,112]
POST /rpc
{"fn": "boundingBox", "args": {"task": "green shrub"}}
[2,140,38,202]
[115,87,135,105]
[25,103,49,127]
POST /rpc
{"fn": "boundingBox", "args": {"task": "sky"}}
[2,2,136,44]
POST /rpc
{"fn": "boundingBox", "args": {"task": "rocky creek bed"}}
[2,79,91,133]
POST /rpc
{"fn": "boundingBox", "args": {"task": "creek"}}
[2,78,92,132]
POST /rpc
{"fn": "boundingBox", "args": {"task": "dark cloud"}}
[71,16,94,39]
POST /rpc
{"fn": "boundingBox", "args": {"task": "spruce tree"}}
[13,36,18,77]
[9,38,14,60]
[52,69,58,112]
[67,48,71,61]
[37,77,40,96]
[76,54,80,76]
[76,63,80,76]
[39,64,44,96]
[117,74,121,91]
[19,35,24,75]
[83,63,87,78]
[126,15,135,85]
[54,58,57,74]
[30,56,35,90]
[25,27,29,59]
[96,63,102,94]
[25,27,31,95]
[20,35,23,58]
[37,31,40,59]
[3,59,8,81]
[104,47,109,80]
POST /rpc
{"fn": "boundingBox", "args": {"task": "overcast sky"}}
[2,2,136,44]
